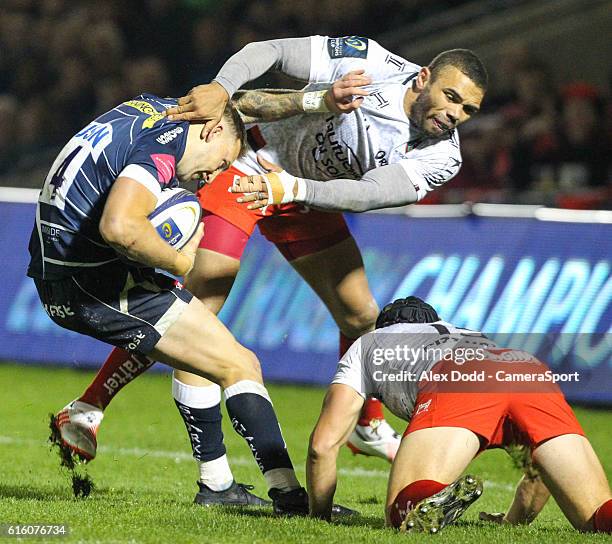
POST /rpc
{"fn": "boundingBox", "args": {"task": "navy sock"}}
[224,380,299,490]
[172,377,226,462]
[174,400,226,461]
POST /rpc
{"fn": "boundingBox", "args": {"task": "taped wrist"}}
[263,171,300,205]
[302,90,329,113]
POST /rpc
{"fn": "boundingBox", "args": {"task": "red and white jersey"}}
[332,321,496,421]
[235,36,462,201]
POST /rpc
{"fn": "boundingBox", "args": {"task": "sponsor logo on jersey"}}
[385,54,406,71]
[150,153,176,185]
[124,100,165,128]
[156,126,184,144]
[327,36,369,59]
[368,90,390,109]
[43,304,75,319]
[311,116,364,179]
[414,398,431,416]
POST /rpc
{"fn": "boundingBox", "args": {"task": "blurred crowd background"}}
[0,0,610,208]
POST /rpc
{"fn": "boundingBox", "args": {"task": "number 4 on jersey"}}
[49,146,81,200]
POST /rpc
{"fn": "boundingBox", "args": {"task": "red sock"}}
[79,347,154,410]
[389,480,447,528]
[358,398,385,426]
[593,499,612,533]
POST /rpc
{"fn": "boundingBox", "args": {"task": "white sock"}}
[172,374,234,491]
[198,454,234,492]
[264,467,301,492]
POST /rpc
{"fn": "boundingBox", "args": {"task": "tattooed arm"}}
[232,89,305,124]
[231,70,372,124]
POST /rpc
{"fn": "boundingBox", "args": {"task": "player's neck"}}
[402,87,418,118]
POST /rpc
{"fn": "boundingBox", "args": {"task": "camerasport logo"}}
[156,126,184,145]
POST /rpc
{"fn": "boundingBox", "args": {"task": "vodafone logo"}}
[150,153,176,185]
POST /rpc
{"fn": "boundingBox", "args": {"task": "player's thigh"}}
[179,249,241,387]
[290,237,379,336]
[533,434,611,530]
[150,297,261,388]
[386,427,480,509]
[185,250,241,315]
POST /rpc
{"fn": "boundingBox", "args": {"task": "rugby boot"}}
[400,474,483,534]
[269,487,358,517]
[347,418,400,462]
[194,480,271,507]
[51,399,103,462]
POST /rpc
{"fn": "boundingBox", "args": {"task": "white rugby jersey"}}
[332,321,494,421]
[234,36,462,202]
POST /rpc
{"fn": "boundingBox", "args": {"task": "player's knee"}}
[338,299,379,338]
[308,430,337,461]
[218,347,262,388]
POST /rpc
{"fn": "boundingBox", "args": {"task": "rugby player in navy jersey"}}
[50,37,487,507]
[28,94,354,515]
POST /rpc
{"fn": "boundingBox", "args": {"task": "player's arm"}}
[232,159,419,212]
[233,72,371,123]
[99,177,202,276]
[307,383,364,520]
[231,145,462,212]
[480,473,551,525]
[166,37,373,135]
[166,37,312,136]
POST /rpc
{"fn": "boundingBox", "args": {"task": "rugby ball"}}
[148,188,202,250]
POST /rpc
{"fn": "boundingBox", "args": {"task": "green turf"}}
[0,363,610,543]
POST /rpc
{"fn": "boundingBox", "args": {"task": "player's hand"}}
[232,155,297,210]
[325,69,371,114]
[175,222,204,276]
[165,82,229,141]
[478,512,507,525]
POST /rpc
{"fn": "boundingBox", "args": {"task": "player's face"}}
[178,126,241,184]
[411,66,484,137]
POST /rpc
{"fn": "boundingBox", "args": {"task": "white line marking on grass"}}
[0,435,514,490]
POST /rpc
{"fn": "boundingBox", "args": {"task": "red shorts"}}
[404,357,585,450]
[196,166,350,261]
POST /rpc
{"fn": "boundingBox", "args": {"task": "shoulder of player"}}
[407,132,462,167]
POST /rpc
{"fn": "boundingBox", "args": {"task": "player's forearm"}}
[100,216,189,276]
[504,474,550,525]
[306,445,339,520]
[295,163,419,212]
[233,90,305,124]
[214,38,312,97]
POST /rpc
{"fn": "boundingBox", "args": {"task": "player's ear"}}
[207,123,224,140]
[414,67,431,92]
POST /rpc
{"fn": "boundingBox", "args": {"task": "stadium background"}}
[0,0,609,403]
[0,1,610,542]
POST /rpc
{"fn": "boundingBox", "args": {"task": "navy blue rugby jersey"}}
[28,94,189,280]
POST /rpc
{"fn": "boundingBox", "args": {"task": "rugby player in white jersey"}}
[306,296,612,533]
[54,36,487,506]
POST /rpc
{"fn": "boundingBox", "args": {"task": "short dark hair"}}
[428,49,488,91]
[222,103,248,158]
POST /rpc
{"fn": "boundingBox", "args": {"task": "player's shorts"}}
[404,355,585,450]
[33,262,193,355]
[197,155,350,261]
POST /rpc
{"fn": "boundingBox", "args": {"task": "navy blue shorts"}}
[33,263,193,355]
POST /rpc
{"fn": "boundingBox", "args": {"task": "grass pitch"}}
[0,363,610,543]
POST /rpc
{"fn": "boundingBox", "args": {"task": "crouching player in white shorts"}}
[27,94,353,516]
[306,297,612,533]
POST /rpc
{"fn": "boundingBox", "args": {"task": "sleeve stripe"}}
[118,164,161,197]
